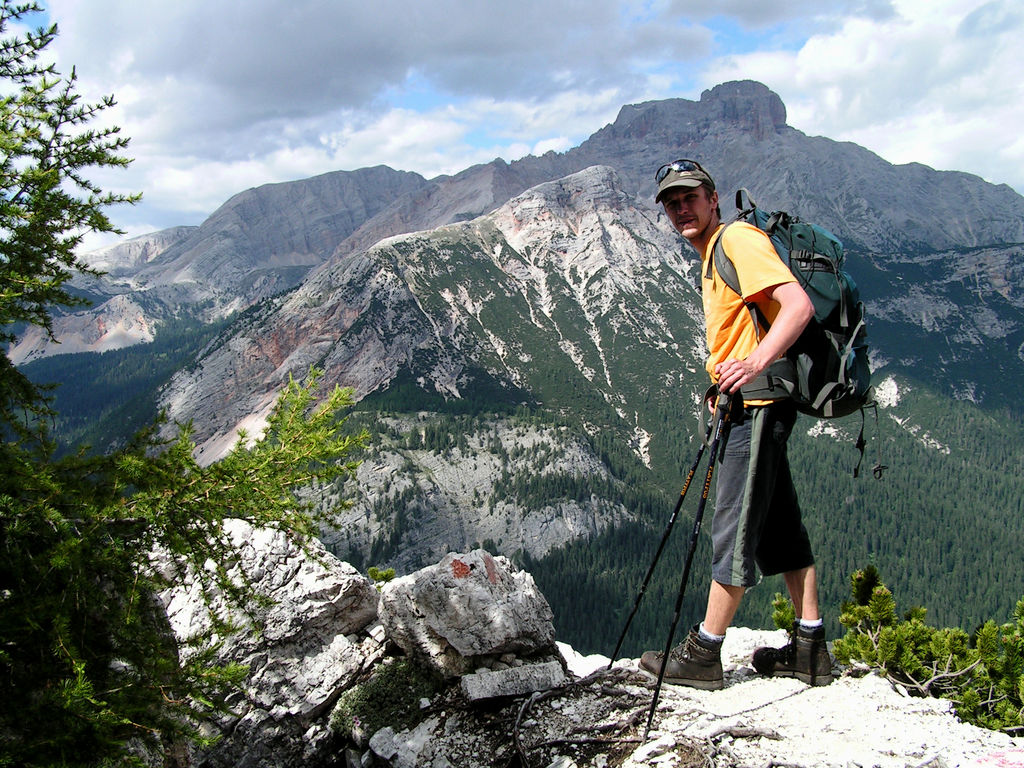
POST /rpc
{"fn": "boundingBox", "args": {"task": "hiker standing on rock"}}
[640,159,833,690]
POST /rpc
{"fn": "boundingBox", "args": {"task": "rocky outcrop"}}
[8,293,156,364]
[154,519,382,768]
[153,527,1022,768]
[378,549,560,678]
[700,80,788,140]
[321,414,637,572]
[83,226,198,276]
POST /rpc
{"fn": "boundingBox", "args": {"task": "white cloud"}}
[533,137,573,155]
[319,107,484,178]
[701,0,1023,188]
[30,0,1024,239]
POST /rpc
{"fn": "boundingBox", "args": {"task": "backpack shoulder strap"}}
[706,223,770,335]
[703,189,761,288]
[707,227,741,294]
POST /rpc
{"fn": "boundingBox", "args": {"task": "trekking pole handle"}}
[714,391,732,423]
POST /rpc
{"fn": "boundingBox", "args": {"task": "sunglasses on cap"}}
[654,158,710,183]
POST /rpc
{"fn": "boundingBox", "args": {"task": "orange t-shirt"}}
[700,222,796,395]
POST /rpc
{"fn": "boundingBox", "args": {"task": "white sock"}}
[799,618,823,631]
[698,622,726,644]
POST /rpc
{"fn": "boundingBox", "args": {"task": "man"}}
[640,159,833,690]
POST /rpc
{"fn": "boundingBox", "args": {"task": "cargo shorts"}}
[710,399,815,587]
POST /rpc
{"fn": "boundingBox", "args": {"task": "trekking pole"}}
[606,417,715,669]
[643,393,732,741]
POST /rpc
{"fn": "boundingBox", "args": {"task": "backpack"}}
[709,189,879,474]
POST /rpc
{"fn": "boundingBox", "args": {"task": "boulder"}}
[378,549,557,677]
[155,519,382,768]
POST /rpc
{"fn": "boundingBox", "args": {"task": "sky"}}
[21,0,1024,251]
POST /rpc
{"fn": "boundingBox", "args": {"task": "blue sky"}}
[24,0,1023,249]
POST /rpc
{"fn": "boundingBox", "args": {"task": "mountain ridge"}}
[165,164,698,460]
[14,80,1024,367]
[15,80,1024,655]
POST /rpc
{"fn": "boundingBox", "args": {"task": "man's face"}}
[661,186,719,243]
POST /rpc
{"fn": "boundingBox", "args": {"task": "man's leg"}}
[641,406,756,688]
[636,578,743,690]
[704,566,817,638]
[637,583,740,691]
[702,580,745,636]
[782,565,819,621]
[639,405,766,690]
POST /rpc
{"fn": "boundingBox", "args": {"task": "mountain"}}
[8,165,429,364]
[84,225,199,276]
[15,80,1024,656]
[16,82,1024,398]
[161,165,699,456]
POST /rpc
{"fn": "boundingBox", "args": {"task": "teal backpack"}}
[709,189,878,473]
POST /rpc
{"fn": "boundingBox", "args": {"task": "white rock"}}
[460,661,567,701]
[155,518,381,767]
[379,549,556,676]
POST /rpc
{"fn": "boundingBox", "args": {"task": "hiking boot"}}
[751,622,833,686]
[639,625,723,690]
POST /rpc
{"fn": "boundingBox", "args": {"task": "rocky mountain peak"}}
[158,164,693,462]
[598,79,788,151]
[490,165,655,271]
[699,80,788,138]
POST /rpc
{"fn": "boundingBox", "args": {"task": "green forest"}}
[528,386,1024,657]
[30,326,1024,661]
[19,314,230,454]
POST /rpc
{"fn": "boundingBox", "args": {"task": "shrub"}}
[368,566,397,590]
[834,565,1024,735]
[331,657,445,743]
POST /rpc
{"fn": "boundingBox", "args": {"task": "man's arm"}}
[713,281,814,395]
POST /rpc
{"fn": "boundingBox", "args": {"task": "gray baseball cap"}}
[654,159,715,203]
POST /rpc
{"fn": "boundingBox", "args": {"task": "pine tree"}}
[0,4,370,764]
